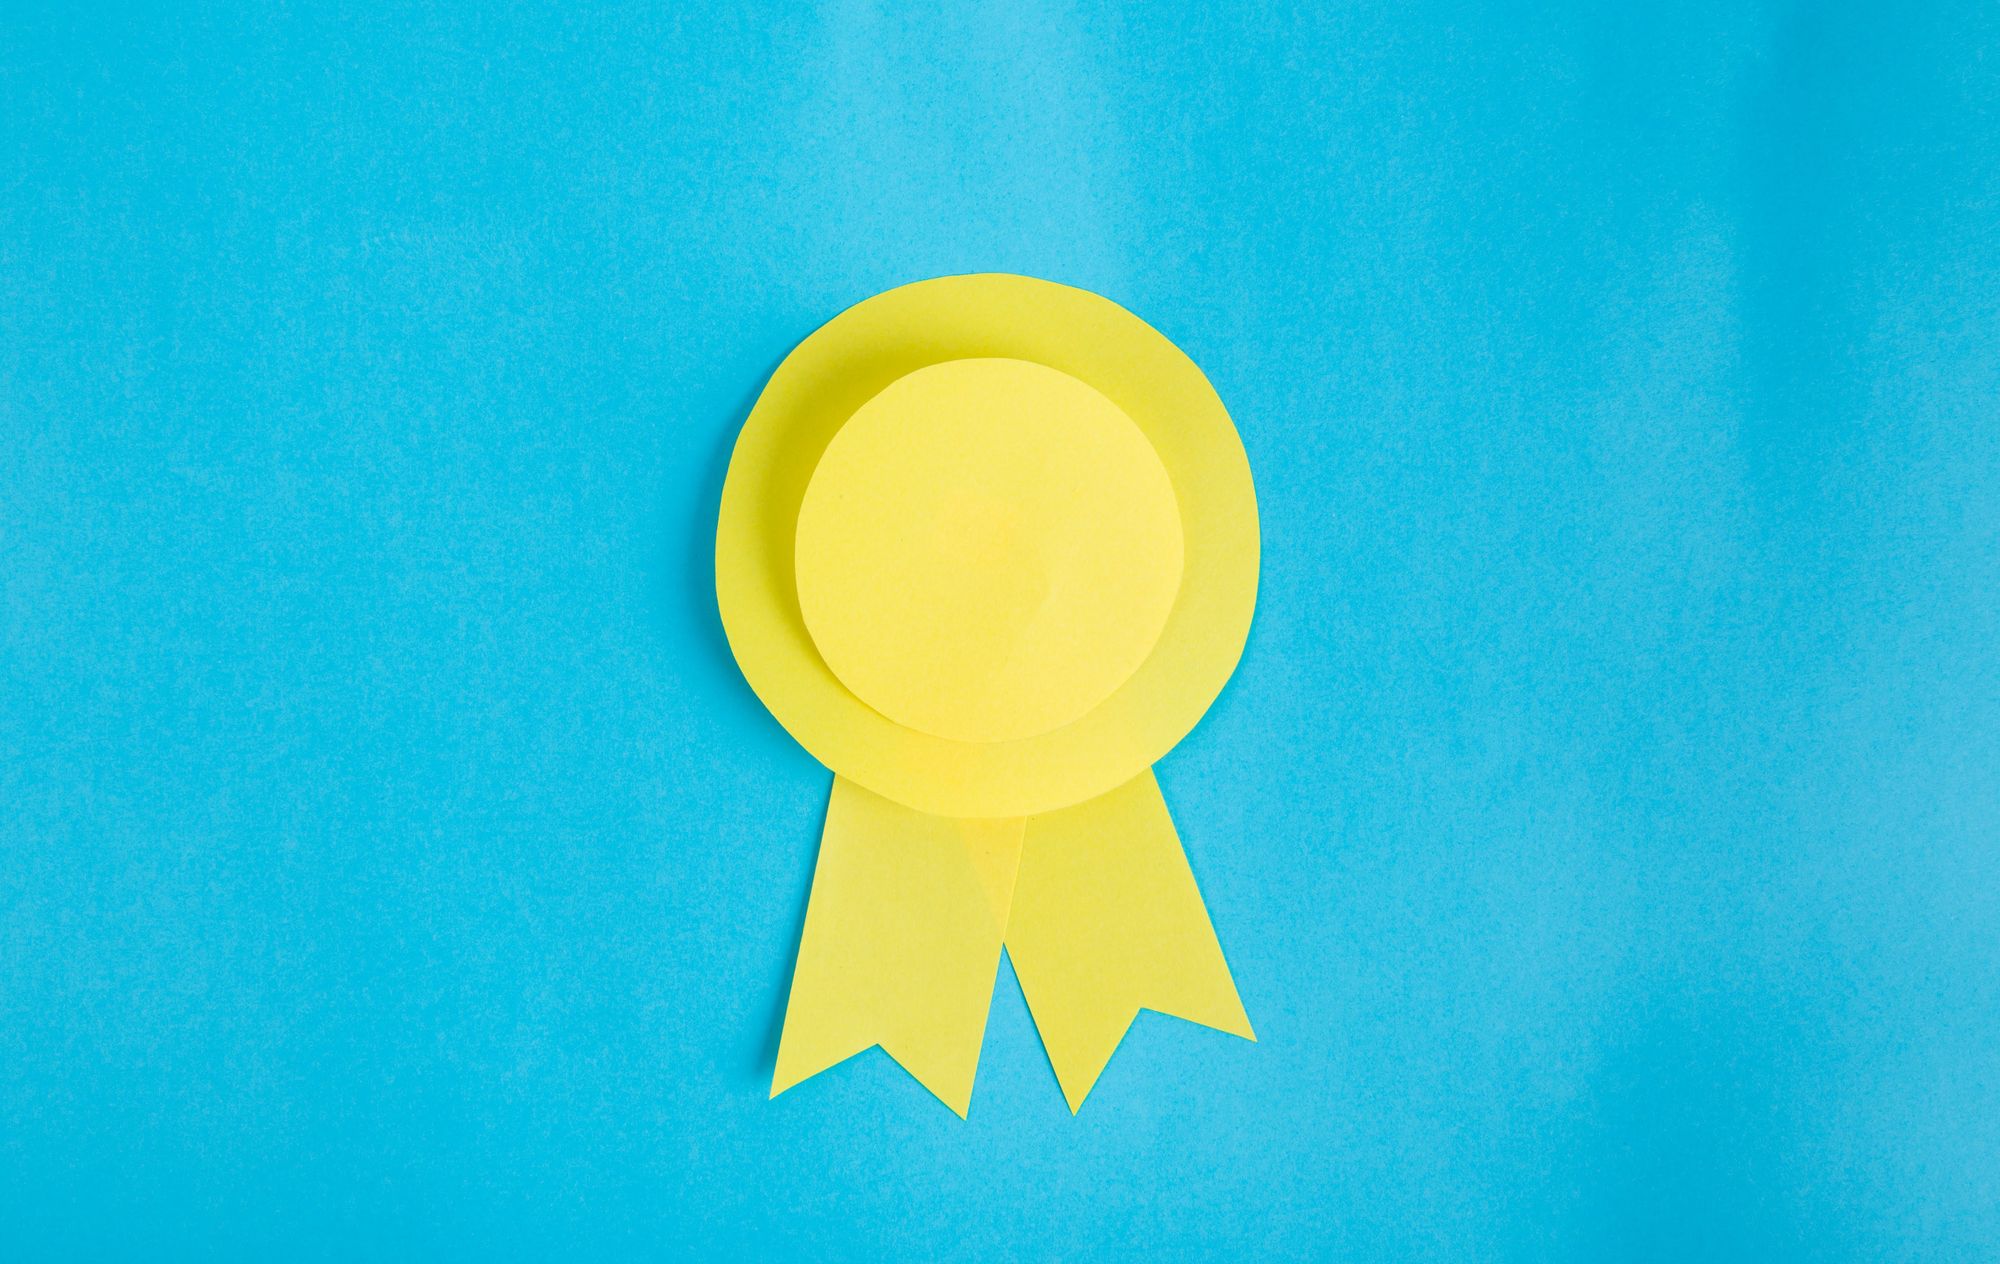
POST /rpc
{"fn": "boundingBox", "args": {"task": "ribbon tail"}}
[771,776,1023,1117]
[1006,770,1253,1113]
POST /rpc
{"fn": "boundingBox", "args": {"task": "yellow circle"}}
[716,274,1258,819]
[795,358,1185,744]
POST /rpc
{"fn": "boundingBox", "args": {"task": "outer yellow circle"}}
[795,358,1184,745]
[715,274,1258,819]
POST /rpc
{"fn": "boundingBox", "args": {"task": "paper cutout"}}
[771,777,1020,1117]
[715,275,1257,820]
[773,770,1250,1116]
[1010,771,1253,1110]
[795,358,1184,744]
[718,274,1259,1114]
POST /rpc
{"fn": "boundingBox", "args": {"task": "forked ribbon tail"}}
[771,771,1250,1116]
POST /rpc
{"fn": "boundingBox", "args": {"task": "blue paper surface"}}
[3,3,1996,1259]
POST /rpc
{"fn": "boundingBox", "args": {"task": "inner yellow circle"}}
[794,357,1185,745]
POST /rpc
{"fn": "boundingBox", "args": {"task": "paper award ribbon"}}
[715,274,1258,1115]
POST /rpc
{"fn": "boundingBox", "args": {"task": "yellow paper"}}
[1008,771,1253,1111]
[795,358,1183,744]
[770,776,1022,1118]
[715,275,1258,820]
[771,770,1249,1115]
[725,276,1259,1116]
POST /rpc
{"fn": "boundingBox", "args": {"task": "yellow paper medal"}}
[716,274,1258,1114]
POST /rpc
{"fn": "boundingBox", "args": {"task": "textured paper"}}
[795,358,1183,745]
[719,275,1260,1114]
[1010,771,1253,1111]
[715,275,1258,820]
[773,772,1248,1115]
[771,777,1021,1117]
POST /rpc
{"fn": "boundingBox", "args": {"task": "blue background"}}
[4,2,1997,1259]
